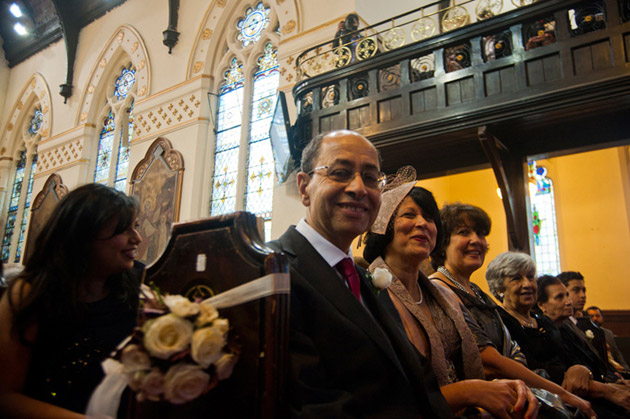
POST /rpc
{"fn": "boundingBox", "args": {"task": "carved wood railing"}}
[292,0,630,251]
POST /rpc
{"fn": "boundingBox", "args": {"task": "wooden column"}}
[478,126,530,253]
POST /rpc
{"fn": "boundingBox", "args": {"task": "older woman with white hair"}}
[486,251,630,417]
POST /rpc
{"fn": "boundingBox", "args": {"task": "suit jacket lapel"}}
[279,227,407,377]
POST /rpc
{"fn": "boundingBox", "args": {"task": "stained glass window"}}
[236,2,270,47]
[210,58,244,216]
[114,64,136,100]
[28,108,43,136]
[210,7,278,241]
[1,150,31,262]
[14,155,37,262]
[94,64,135,191]
[528,161,561,275]
[95,110,116,184]
[114,106,133,191]
[244,43,279,225]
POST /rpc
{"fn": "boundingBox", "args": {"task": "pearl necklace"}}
[414,280,423,305]
[437,266,484,303]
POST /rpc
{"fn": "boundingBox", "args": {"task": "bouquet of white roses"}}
[115,284,239,405]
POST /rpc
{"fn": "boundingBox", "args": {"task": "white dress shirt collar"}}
[295,218,352,268]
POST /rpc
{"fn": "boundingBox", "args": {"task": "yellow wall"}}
[419,168,507,297]
[358,146,630,310]
[547,147,630,310]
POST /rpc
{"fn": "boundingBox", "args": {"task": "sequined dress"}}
[23,293,136,413]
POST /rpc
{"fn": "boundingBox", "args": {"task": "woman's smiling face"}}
[385,196,437,263]
[445,218,488,274]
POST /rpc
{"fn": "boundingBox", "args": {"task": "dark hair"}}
[585,306,601,313]
[8,183,140,343]
[363,186,442,263]
[430,203,491,270]
[536,274,563,304]
[300,130,382,174]
[556,271,584,287]
[300,132,327,174]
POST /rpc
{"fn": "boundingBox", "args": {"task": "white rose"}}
[213,318,229,334]
[215,353,238,380]
[372,268,393,290]
[126,370,146,392]
[164,295,200,318]
[140,368,165,401]
[196,301,219,327]
[143,314,193,360]
[121,344,151,373]
[191,325,227,368]
[585,330,595,339]
[163,363,210,404]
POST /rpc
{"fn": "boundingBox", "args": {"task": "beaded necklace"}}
[437,266,485,303]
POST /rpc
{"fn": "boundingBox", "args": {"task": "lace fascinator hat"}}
[370,166,418,235]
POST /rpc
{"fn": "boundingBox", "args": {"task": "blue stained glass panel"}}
[114,65,136,100]
[94,111,116,184]
[29,108,43,136]
[114,107,133,192]
[528,161,561,275]
[245,44,279,217]
[236,2,270,47]
[2,150,27,262]
[210,58,245,215]
[15,155,37,262]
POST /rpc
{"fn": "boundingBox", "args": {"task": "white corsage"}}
[367,268,393,294]
[585,330,595,339]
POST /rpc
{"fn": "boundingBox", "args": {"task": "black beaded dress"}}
[23,288,138,413]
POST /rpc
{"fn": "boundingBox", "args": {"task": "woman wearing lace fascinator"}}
[363,166,540,418]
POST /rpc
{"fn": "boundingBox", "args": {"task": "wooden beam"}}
[478,126,530,253]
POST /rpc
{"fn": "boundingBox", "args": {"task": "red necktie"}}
[336,258,361,300]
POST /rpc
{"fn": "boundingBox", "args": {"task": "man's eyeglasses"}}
[308,166,387,190]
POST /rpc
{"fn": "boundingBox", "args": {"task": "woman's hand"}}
[561,391,596,418]
[562,365,592,396]
[605,383,630,410]
[447,379,539,419]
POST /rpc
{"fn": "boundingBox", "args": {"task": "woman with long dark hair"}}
[0,183,142,417]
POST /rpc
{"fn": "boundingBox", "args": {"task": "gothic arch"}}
[187,0,301,80]
[76,24,151,127]
[0,73,52,159]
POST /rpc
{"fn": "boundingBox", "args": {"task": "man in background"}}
[587,306,629,372]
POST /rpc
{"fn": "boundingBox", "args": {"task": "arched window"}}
[1,109,39,263]
[528,161,561,275]
[94,64,135,191]
[209,3,279,240]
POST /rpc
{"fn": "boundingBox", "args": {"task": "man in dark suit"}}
[586,306,630,372]
[268,130,454,417]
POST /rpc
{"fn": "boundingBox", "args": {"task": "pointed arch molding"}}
[130,137,184,266]
[187,0,301,80]
[76,24,151,126]
[0,73,52,158]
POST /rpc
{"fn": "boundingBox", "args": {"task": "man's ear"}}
[297,172,311,207]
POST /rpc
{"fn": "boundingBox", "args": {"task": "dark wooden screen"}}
[130,137,184,266]
[23,173,68,262]
[131,212,289,418]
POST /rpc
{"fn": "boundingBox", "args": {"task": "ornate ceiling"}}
[0,0,127,67]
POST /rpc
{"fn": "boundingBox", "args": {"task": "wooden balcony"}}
[292,0,630,251]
